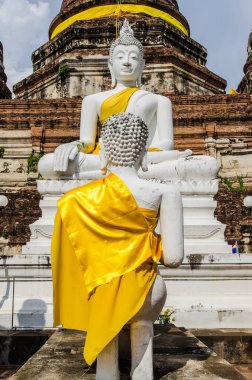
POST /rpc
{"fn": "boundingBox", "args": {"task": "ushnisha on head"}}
[100,112,148,172]
[108,19,145,87]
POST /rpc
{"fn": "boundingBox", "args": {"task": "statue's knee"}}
[38,153,56,179]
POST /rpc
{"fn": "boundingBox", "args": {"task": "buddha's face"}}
[110,44,144,83]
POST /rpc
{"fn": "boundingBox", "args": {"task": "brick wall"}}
[215,184,252,253]
[0,189,41,253]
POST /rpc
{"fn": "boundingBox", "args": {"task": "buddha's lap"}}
[129,272,167,324]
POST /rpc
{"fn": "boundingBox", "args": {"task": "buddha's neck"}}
[109,165,138,180]
[115,81,137,89]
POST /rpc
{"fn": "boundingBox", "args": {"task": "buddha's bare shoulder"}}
[81,90,118,114]
[139,90,172,105]
[82,89,115,102]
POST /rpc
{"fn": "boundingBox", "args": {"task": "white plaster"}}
[160,253,252,328]
[0,195,8,207]
[0,255,52,329]
[244,196,252,208]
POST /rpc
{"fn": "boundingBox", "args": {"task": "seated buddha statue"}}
[51,112,184,380]
[38,19,219,182]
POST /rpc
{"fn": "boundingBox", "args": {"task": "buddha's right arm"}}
[53,96,98,172]
[80,95,99,150]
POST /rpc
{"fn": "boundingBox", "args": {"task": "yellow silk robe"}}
[51,173,161,365]
[91,87,139,154]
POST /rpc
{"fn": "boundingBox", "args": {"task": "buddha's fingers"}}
[69,146,79,161]
[55,147,65,171]
[55,146,69,172]
[53,147,61,171]
[62,149,71,172]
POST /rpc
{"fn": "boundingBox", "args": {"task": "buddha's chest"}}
[128,93,158,126]
[96,91,158,127]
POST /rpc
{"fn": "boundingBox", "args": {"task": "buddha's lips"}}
[121,68,133,73]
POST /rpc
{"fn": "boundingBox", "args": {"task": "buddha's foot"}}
[178,149,193,159]
[138,155,219,181]
[72,170,104,180]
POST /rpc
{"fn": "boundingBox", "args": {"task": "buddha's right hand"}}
[54,141,83,172]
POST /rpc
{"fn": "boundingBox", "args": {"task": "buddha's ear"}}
[108,61,117,88]
[99,138,108,175]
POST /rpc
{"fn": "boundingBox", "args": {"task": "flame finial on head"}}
[109,18,144,63]
[120,18,134,38]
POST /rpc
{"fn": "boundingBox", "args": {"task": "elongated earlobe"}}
[136,76,142,88]
[111,75,117,88]
[137,61,145,88]
[108,61,117,88]
[140,151,148,172]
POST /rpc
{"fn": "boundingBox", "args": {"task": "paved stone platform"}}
[10,326,248,380]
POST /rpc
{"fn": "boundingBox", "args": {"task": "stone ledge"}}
[37,179,220,195]
[10,326,246,380]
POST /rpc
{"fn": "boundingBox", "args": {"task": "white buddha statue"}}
[38,19,219,181]
[51,112,184,380]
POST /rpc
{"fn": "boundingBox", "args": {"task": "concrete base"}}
[1,253,252,330]
[0,255,52,330]
[10,326,247,380]
[160,253,252,329]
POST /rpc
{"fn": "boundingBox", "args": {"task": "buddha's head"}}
[100,112,148,172]
[109,19,145,87]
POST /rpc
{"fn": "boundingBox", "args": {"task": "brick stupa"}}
[0,42,11,99]
[13,0,226,99]
[238,30,252,93]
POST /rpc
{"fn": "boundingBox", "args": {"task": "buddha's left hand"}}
[151,139,173,151]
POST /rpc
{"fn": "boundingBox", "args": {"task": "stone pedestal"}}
[22,178,230,256]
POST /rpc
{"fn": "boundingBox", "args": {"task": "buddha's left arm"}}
[159,185,184,267]
[155,95,174,150]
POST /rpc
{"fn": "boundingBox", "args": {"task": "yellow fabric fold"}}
[229,88,239,95]
[51,4,189,40]
[90,87,138,154]
[100,87,139,126]
[148,147,164,152]
[51,173,161,365]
